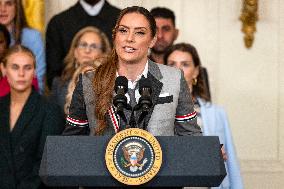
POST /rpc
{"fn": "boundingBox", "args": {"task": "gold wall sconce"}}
[239,0,258,48]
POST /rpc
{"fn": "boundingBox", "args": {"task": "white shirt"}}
[79,0,105,16]
[117,61,149,104]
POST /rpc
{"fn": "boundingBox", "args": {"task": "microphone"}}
[137,77,153,124]
[113,76,128,122]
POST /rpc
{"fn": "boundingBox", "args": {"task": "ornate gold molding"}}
[239,0,258,48]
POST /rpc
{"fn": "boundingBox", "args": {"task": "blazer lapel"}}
[0,94,15,172]
[143,61,163,129]
[11,90,39,146]
[0,94,10,139]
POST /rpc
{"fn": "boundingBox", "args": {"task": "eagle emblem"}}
[121,141,148,172]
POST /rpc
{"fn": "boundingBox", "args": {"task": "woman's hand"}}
[221,144,228,161]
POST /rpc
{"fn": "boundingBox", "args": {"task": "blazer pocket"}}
[156,95,173,105]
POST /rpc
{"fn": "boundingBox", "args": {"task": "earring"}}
[147,48,151,55]
[192,78,198,85]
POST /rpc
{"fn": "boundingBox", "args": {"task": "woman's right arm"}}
[63,75,90,135]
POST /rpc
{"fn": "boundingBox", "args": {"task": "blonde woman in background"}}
[64,60,98,115]
[51,26,111,113]
[0,45,64,188]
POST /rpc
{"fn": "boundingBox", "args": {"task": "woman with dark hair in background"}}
[63,6,201,136]
[0,0,46,93]
[0,45,64,189]
[0,23,12,97]
[0,23,10,60]
[164,43,243,189]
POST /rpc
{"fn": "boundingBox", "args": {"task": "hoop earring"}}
[192,78,198,85]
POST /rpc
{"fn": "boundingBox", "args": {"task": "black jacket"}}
[46,1,120,88]
[0,90,65,189]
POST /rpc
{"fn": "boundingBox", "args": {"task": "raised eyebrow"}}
[118,25,129,29]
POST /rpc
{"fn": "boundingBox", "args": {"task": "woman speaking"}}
[63,6,201,137]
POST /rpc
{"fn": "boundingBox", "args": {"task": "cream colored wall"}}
[45,0,284,188]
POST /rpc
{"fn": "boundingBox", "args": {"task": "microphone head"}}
[139,77,152,94]
[115,76,128,94]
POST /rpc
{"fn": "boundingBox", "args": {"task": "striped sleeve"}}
[175,111,197,122]
[174,71,202,136]
[66,115,89,127]
[63,75,90,135]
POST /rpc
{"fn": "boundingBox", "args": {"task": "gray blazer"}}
[63,60,202,136]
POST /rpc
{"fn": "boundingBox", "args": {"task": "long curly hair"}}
[164,43,211,102]
[61,26,111,83]
[92,6,157,135]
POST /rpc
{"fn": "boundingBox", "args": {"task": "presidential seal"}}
[105,128,162,185]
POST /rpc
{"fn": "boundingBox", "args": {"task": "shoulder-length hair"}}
[92,6,157,135]
[61,26,111,82]
[164,43,211,102]
[13,0,28,44]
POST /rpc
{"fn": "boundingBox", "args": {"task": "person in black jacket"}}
[46,0,120,88]
[0,45,64,189]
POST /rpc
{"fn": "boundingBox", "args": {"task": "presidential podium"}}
[39,136,226,187]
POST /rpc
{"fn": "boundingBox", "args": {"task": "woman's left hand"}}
[221,145,228,161]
